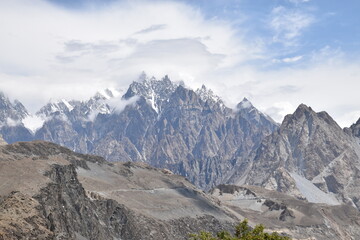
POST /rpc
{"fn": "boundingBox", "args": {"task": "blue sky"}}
[0,0,359,127]
[48,0,360,62]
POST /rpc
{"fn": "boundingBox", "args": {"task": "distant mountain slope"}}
[0,92,28,122]
[230,104,360,210]
[0,92,33,143]
[210,184,360,240]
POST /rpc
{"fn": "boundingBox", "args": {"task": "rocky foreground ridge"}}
[0,141,235,240]
[0,141,360,240]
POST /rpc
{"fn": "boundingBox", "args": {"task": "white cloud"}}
[282,55,303,63]
[337,111,360,129]
[288,0,311,4]
[203,55,360,127]
[0,0,252,112]
[264,102,296,123]
[107,95,139,114]
[270,6,314,45]
[6,118,21,127]
[135,24,168,35]
[0,0,358,129]
[272,55,303,63]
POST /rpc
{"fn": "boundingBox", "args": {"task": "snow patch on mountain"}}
[22,115,45,133]
[196,85,224,107]
[97,88,122,100]
[37,99,73,117]
[236,98,278,125]
[61,99,73,111]
[124,74,178,113]
[290,172,340,205]
[237,98,253,109]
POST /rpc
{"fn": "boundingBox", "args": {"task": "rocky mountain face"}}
[0,75,278,190]
[2,74,360,221]
[0,92,28,122]
[230,104,360,210]
[0,92,33,143]
[0,141,237,240]
[350,118,360,139]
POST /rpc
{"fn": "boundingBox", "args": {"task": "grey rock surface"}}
[350,118,360,139]
[230,104,360,210]
[0,92,33,143]
[211,184,360,240]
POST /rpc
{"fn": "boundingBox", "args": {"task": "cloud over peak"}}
[0,0,359,127]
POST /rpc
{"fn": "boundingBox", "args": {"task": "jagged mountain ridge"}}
[123,74,178,113]
[0,92,33,143]
[0,92,28,123]
[230,104,360,210]
[1,75,359,198]
[350,118,360,139]
[0,75,278,190]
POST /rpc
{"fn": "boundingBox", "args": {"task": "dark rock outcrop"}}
[350,118,360,139]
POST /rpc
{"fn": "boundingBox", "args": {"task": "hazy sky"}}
[0,0,359,127]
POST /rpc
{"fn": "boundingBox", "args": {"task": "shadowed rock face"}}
[351,118,360,139]
[0,141,237,240]
[230,104,360,210]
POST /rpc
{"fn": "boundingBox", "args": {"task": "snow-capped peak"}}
[0,92,29,123]
[37,99,74,117]
[236,98,278,125]
[237,97,254,110]
[195,84,224,106]
[124,74,178,113]
[97,88,122,100]
[61,99,74,111]
[138,71,149,83]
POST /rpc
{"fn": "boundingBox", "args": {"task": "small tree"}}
[189,219,291,240]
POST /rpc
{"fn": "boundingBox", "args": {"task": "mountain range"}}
[0,75,278,190]
[0,74,360,211]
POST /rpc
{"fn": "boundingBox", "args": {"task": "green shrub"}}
[189,219,291,240]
